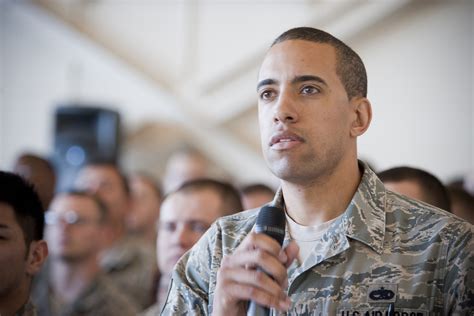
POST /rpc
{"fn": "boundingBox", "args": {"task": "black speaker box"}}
[52,105,121,192]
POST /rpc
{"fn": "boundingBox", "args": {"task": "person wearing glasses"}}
[32,191,137,316]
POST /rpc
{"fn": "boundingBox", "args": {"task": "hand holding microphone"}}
[212,206,299,316]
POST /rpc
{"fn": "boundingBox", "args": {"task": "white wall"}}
[354,1,473,181]
[0,1,182,168]
[0,0,472,183]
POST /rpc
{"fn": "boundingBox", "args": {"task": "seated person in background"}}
[447,186,474,224]
[142,178,243,315]
[13,152,56,210]
[32,191,137,316]
[240,183,276,209]
[378,166,451,211]
[126,172,162,248]
[74,162,156,310]
[0,171,48,316]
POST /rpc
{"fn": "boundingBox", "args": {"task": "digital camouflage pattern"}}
[100,235,156,310]
[33,273,137,316]
[161,163,473,315]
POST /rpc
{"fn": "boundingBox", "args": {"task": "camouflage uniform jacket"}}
[33,273,137,316]
[162,164,474,315]
[100,235,156,310]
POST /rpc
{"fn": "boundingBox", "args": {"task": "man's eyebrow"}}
[256,75,328,91]
[291,75,328,86]
[0,223,10,229]
[256,79,278,91]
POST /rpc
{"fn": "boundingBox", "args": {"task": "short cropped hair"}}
[0,171,45,245]
[14,153,56,209]
[174,178,243,216]
[81,161,130,196]
[272,27,367,100]
[378,166,451,211]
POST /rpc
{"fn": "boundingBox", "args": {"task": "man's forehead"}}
[161,190,221,219]
[51,194,98,213]
[258,40,337,80]
[78,166,122,186]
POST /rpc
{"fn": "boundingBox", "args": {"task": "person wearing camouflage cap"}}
[161,27,473,315]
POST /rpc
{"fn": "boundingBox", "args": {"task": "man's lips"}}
[269,132,304,149]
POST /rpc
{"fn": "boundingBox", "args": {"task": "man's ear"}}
[26,240,48,276]
[350,97,372,137]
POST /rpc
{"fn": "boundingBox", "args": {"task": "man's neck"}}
[282,160,362,226]
[0,280,30,316]
[102,222,126,249]
[50,257,100,303]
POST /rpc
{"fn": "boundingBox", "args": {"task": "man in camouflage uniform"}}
[32,191,137,316]
[162,27,473,315]
[0,172,48,316]
[74,162,156,310]
[142,179,243,315]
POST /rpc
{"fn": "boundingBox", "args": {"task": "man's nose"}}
[174,225,193,249]
[273,90,299,124]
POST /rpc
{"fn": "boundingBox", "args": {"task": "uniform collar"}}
[342,161,386,254]
[275,161,386,255]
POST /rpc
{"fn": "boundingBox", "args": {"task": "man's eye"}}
[190,223,208,234]
[259,90,275,101]
[301,86,320,95]
[160,222,176,232]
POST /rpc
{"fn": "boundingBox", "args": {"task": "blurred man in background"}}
[0,171,48,316]
[378,166,451,211]
[74,162,155,310]
[13,153,56,210]
[142,178,243,315]
[33,191,137,316]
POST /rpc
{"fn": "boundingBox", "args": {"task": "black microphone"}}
[247,205,286,316]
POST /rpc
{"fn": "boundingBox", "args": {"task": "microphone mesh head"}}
[255,206,286,245]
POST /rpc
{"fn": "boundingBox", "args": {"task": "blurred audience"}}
[378,166,451,211]
[13,153,56,210]
[33,191,137,315]
[240,183,275,209]
[142,178,243,315]
[0,171,48,316]
[74,162,155,310]
[126,172,162,247]
[446,186,474,224]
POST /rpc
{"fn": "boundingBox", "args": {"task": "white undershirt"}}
[285,211,342,263]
